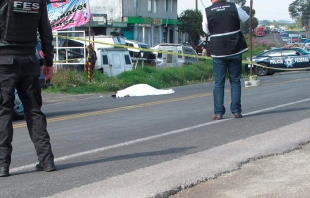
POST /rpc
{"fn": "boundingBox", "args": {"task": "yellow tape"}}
[53,35,310,72]
[54,34,208,59]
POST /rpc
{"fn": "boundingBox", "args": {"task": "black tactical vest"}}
[205,1,247,57]
[2,0,42,44]
[205,2,240,35]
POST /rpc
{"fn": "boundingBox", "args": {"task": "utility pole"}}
[249,0,253,76]
[196,0,198,11]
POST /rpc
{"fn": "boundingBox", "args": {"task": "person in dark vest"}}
[202,0,249,120]
[0,0,56,177]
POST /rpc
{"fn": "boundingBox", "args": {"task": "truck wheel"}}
[13,90,25,120]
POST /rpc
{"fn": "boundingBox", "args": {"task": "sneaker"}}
[234,114,243,118]
[212,114,223,120]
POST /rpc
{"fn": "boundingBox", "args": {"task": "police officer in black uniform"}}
[0,0,56,177]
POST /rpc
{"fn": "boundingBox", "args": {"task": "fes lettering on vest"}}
[13,1,40,14]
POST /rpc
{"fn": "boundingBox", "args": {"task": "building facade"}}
[75,0,188,47]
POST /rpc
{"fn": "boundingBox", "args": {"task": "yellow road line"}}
[13,77,309,128]
[13,93,211,128]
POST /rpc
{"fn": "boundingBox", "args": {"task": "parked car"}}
[124,39,152,60]
[304,43,310,51]
[151,43,198,68]
[194,40,211,56]
[244,47,310,76]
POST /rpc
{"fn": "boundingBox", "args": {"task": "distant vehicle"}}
[282,32,288,37]
[305,39,310,44]
[271,28,277,33]
[303,43,310,51]
[244,47,310,76]
[300,28,307,32]
[282,37,289,43]
[279,31,284,36]
[254,25,265,37]
[291,37,299,43]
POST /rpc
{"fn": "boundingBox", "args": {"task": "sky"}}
[177,0,294,21]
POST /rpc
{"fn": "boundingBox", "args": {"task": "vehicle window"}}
[139,44,149,49]
[282,49,297,56]
[113,38,120,44]
[263,50,282,57]
[113,37,126,45]
[158,50,162,58]
[102,55,108,65]
[124,55,131,64]
[295,48,310,55]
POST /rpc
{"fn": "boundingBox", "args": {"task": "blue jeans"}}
[212,54,242,116]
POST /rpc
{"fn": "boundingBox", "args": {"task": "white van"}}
[100,48,133,77]
[86,35,127,70]
[54,35,133,76]
[151,43,198,68]
[124,39,152,60]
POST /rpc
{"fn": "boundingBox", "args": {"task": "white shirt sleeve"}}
[202,10,209,35]
[236,4,249,22]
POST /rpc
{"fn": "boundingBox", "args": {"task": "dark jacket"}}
[0,0,54,66]
[205,1,248,57]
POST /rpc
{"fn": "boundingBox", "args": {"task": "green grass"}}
[44,37,273,95]
[45,61,215,94]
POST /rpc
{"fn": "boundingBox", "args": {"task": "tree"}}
[262,20,270,26]
[228,0,246,6]
[289,0,310,27]
[177,9,204,46]
[240,6,258,34]
[272,20,280,28]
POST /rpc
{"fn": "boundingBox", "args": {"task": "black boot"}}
[0,167,9,177]
[35,161,56,172]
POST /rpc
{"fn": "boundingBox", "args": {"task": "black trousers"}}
[0,54,54,167]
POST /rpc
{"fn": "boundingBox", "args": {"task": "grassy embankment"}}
[44,36,275,94]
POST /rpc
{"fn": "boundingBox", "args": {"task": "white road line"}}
[10,98,310,173]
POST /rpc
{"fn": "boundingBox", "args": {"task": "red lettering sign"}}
[51,0,69,9]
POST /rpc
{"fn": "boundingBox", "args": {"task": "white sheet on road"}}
[115,84,175,98]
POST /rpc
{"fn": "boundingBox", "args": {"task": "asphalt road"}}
[268,30,310,47]
[2,71,310,197]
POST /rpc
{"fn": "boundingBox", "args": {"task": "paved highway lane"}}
[2,71,310,197]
